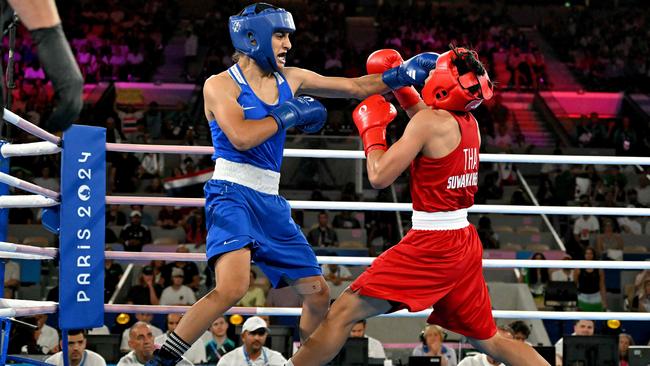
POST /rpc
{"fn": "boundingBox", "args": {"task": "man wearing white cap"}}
[217,316,286,366]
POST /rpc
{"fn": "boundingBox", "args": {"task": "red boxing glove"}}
[367,49,422,109]
[352,95,397,156]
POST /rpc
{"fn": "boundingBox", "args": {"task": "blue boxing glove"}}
[382,52,439,90]
[269,96,327,134]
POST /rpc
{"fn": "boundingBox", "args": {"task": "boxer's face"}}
[272,31,291,68]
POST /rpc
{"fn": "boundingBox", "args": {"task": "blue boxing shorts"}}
[204,179,321,287]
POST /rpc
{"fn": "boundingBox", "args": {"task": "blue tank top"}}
[209,64,293,172]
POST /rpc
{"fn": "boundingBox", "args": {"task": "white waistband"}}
[411,209,470,230]
[212,158,280,195]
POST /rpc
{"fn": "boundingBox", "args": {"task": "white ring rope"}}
[0,252,53,260]
[2,300,648,322]
[0,141,61,158]
[105,142,650,166]
[2,109,61,145]
[106,196,650,216]
[101,252,650,270]
[0,242,57,259]
[0,195,59,208]
[5,108,650,166]
[0,171,59,199]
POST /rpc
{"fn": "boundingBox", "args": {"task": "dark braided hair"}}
[449,44,488,94]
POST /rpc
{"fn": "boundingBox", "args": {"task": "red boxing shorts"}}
[350,225,497,340]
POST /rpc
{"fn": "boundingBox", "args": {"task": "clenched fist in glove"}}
[381,52,439,90]
[367,49,422,109]
[269,96,327,134]
[352,95,397,156]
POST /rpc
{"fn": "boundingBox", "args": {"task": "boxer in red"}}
[287,46,550,366]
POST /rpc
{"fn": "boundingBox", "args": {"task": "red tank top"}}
[410,111,480,212]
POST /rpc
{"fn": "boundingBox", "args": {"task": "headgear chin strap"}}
[229,3,295,73]
[422,48,494,112]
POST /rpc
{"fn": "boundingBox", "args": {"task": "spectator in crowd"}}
[457,326,514,366]
[575,115,594,148]
[236,270,266,307]
[120,314,164,353]
[205,316,236,364]
[521,253,549,306]
[349,320,387,360]
[574,247,608,311]
[35,314,59,355]
[33,166,59,192]
[572,203,600,253]
[107,205,127,226]
[634,268,650,298]
[157,206,183,229]
[161,246,201,291]
[551,254,575,282]
[321,263,353,286]
[141,102,163,139]
[508,321,531,345]
[118,322,191,366]
[492,123,513,150]
[332,211,361,229]
[307,211,339,247]
[216,316,286,366]
[155,314,206,364]
[127,265,163,305]
[119,211,152,252]
[554,320,595,366]
[476,216,499,249]
[619,333,634,366]
[45,329,106,366]
[631,280,650,312]
[614,117,638,156]
[412,324,456,366]
[4,259,20,299]
[596,219,624,260]
[617,210,642,235]
[160,267,197,305]
[634,175,650,206]
[184,209,207,245]
[104,248,123,300]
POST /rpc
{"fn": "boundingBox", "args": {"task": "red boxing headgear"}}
[421,48,494,112]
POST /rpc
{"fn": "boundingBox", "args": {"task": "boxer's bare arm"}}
[204,74,279,151]
[366,109,459,189]
[7,0,60,29]
[284,67,389,99]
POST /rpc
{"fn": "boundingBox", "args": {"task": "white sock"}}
[285,360,294,366]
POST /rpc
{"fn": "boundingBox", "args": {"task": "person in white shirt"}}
[45,329,106,366]
[458,326,514,366]
[155,313,207,364]
[217,316,286,366]
[349,320,386,360]
[159,267,197,305]
[118,322,192,366]
[554,319,594,366]
[120,313,164,353]
[617,215,642,235]
[573,209,599,249]
[550,254,575,282]
[36,314,59,354]
[3,260,20,299]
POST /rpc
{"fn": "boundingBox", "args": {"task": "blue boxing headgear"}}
[229,3,295,72]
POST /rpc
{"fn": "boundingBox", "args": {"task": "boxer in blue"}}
[149,3,437,365]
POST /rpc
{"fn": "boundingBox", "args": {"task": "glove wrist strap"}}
[394,86,421,109]
[382,67,404,90]
[362,127,387,156]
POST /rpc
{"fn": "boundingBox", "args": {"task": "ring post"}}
[59,125,105,330]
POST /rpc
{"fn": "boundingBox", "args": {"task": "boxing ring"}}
[1,109,650,365]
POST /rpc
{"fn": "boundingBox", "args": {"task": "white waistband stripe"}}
[411,209,469,230]
[212,158,280,195]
